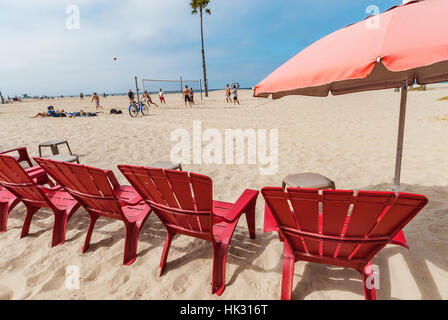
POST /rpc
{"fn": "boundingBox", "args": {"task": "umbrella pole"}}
[393,80,409,193]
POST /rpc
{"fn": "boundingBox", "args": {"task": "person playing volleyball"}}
[183,85,192,108]
[159,89,166,104]
[144,91,158,107]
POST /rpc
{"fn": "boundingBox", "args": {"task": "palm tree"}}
[190,0,211,97]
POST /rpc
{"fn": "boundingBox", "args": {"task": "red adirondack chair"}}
[1,146,33,168]
[262,187,428,300]
[0,154,80,246]
[0,148,56,233]
[34,158,152,266]
[118,165,259,296]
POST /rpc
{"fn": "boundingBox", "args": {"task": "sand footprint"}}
[172,274,192,294]
[0,285,13,300]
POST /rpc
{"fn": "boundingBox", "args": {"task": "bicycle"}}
[128,101,149,117]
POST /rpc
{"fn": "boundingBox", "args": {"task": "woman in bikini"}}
[144,91,158,108]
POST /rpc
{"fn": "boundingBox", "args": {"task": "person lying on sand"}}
[30,106,64,118]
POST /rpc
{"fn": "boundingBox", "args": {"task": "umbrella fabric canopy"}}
[253,0,448,191]
[254,0,448,99]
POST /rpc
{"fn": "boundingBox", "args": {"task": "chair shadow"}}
[150,221,281,287]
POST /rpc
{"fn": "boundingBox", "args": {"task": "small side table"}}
[39,140,73,157]
[282,173,336,190]
[48,154,80,164]
[149,161,183,171]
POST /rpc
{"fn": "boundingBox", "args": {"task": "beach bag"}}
[110,109,122,115]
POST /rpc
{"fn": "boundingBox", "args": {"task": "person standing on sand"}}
[80,92,84,100]
[232,85,240,105]
[91,93,103,111]
[144,91,158,108]
[225,84,232,103]
[189,88,195,105]
[183,85,192,108]
[128,90,135,104]
[159,89,166,104]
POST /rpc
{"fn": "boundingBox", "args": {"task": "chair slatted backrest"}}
[119,165,213,238]
[0,154,48,205]
[262,187,428,263]
[35,158,123,219]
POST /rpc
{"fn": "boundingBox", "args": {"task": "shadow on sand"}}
[3,183,447,300]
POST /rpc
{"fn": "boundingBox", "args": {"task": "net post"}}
[180,76,183,94]
[135,76,140,103]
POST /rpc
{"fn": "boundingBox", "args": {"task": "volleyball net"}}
[141,78,203,100]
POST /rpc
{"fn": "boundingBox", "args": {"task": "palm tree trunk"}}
[200,8,209,97]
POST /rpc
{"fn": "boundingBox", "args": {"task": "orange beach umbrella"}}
[254,0,448,191]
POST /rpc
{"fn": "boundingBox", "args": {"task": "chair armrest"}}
[114,186,144,206]
[106,170,120,189]
[214,189,259,223]
[0,147,33,167]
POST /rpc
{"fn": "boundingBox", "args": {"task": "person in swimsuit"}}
[189,88,195,105]
[183,85,192,108]
[80,92,84,100]
[30,106,61,118]
[159,89,166,104]
[91,93,103,111]
[144,91,158,107]
[225,84,232,103]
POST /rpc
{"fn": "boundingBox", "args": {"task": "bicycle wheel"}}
[129,104,139,117]
[140,104,149,116]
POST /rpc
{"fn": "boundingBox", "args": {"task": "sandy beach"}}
[1,87,448,300]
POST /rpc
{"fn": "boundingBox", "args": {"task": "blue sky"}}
[0,0,404,97]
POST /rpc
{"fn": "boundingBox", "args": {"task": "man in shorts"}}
[232,85,240,105]
[183,85,192,108]
[159,89,166,104]
[91,93,103,111]
[128,90,135,104]
[225,84,231,103]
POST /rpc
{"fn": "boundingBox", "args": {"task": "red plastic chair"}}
[262,187,428,300]
[34,158,152,266]
[119,165,259,296]
[0,147,33,168]
[0,154,80,246]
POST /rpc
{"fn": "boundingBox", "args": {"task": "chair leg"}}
[160,230,175,276]
[211,242,230,296]
[123,223,141,266]
[20,206,40,238]
[0,202,7,233]
[245,200,256,240]
[362,262,377,300]
[0,199,19,233]
[281,245,296,300]
[51,211,71,247]
[82,213,99,253]
[391,230,409,249]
